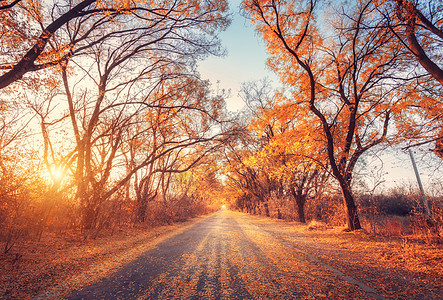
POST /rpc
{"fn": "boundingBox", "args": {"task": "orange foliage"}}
[243,0,442,230]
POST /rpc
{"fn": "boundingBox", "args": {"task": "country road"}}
[61,210,441,299]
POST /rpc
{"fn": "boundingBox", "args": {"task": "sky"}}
[197,0,277,112]
[196,0,442,194]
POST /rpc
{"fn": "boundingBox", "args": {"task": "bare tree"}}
[0,0,229,89]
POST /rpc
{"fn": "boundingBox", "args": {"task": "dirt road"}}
[62,210,441,299]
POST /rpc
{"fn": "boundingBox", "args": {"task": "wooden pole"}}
[408,149,430,217]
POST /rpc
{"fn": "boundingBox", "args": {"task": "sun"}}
[50,166,64,181]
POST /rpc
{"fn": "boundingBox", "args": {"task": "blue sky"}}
[197,0,277,111]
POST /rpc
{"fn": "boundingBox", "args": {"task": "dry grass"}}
[0,214,214,300]
[307,220,332,230]
[240,212,443,299]
[360,212,443,245]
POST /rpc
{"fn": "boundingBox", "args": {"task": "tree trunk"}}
[137,199,147,223]
[82,202,97,231]
[291,187,306,223]
[264,202,270,217]
[296,198,306,223]
[338,180,361,230]
[405,20,443,85]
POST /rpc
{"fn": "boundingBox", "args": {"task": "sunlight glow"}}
[51,167,63,180]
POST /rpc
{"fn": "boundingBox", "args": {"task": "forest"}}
[0,0,442,259]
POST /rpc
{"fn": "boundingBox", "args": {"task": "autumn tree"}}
[237,79,330,222]
[222,115,275,215]
[375,0,443,84]
[243,0,430,230]
[248,102,329,222]
[374,0,443,158]
[12,0,231,233]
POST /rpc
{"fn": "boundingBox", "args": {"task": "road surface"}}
[65,210,395,299]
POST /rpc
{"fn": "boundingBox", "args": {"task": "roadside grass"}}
[240,211,443,285]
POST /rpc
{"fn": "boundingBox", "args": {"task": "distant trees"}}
[0,99,38,253]
[223,120,270,215]
[249,104,329,223]
[222,79,329,221]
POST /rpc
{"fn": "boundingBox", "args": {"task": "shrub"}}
[358,193,415,216]
[306,193,344,226]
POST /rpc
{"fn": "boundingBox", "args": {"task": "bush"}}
[358,193,415,216]
[410,197,443,244]
[305,194,344,226]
